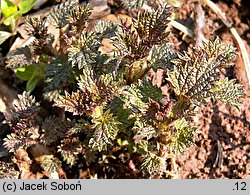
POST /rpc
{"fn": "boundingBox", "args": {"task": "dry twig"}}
[202,0,250,86]
[169,19,209,44]
[194,2,205,46]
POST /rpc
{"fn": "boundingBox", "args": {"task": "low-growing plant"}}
[1,0,244,178]
[0,0,38,45]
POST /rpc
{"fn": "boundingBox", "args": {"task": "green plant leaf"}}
[44,56,72,92]
[167,38,237,106]
[3,11,21,28]
[46,0,78,28]
[2,1,245,179]
[89,109,121,151]
[6,46,33,68]
[67,31,101,70]
[210,78,244,109]
[1,0,18,18]
[147,43,176,71]
[18,0,37,14]
[141,152,166,177]
[0,31,12,45]
[14,63,46,91]
[122,0,147,11]
[14,65,35,81]
[1,0,21,30]
[0,162,19,179]
[26,71,40,92]
[170,118,197,154]
[138,79,164,102]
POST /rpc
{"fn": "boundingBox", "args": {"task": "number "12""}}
[234,182,246,191]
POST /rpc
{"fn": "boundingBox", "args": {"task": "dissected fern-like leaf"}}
[0,161,19,179]
[77,68,96,92]
[210,78,244,109]
[120,79,164,119]
[78,71,123,107]
[3,133,23,153]
[11,91,40,121]
[25,16,55,56]
[138,79,164,102]
[54,81,100,116]
[122,0,146,9]
[40,156,62,172]
[3,122,39,153]
[121,83,148,118]
[41,116,68,145]
[24,16,48,39]
[66,3,91,33]
[58,137,84,166]
[122,0,149,10]
[55,70,122,117]
[147,43,176,71]
[202,37,236,68]
[133,4,171,45]
[31,34,55,56]
[13,91,39,111]
[6,46,33,69]
[94,20,118,39]
[141,152,166,177]
[65,119,88,136]
[45,56,72,92]
[46,0,78,28]
[89,109,121,151]
[111,20,144,60]
[167,38,239,106]
[133,125,156,144]
[109,97,136,131]
[96,73,123,101]
[67,31,101,70]
[169,118,197,154]
[54,91,88,116]
[110,4,171,75]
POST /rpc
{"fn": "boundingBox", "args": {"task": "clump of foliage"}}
[0,0,38,45]
[1,0,244,178]
[0,161,19,179]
